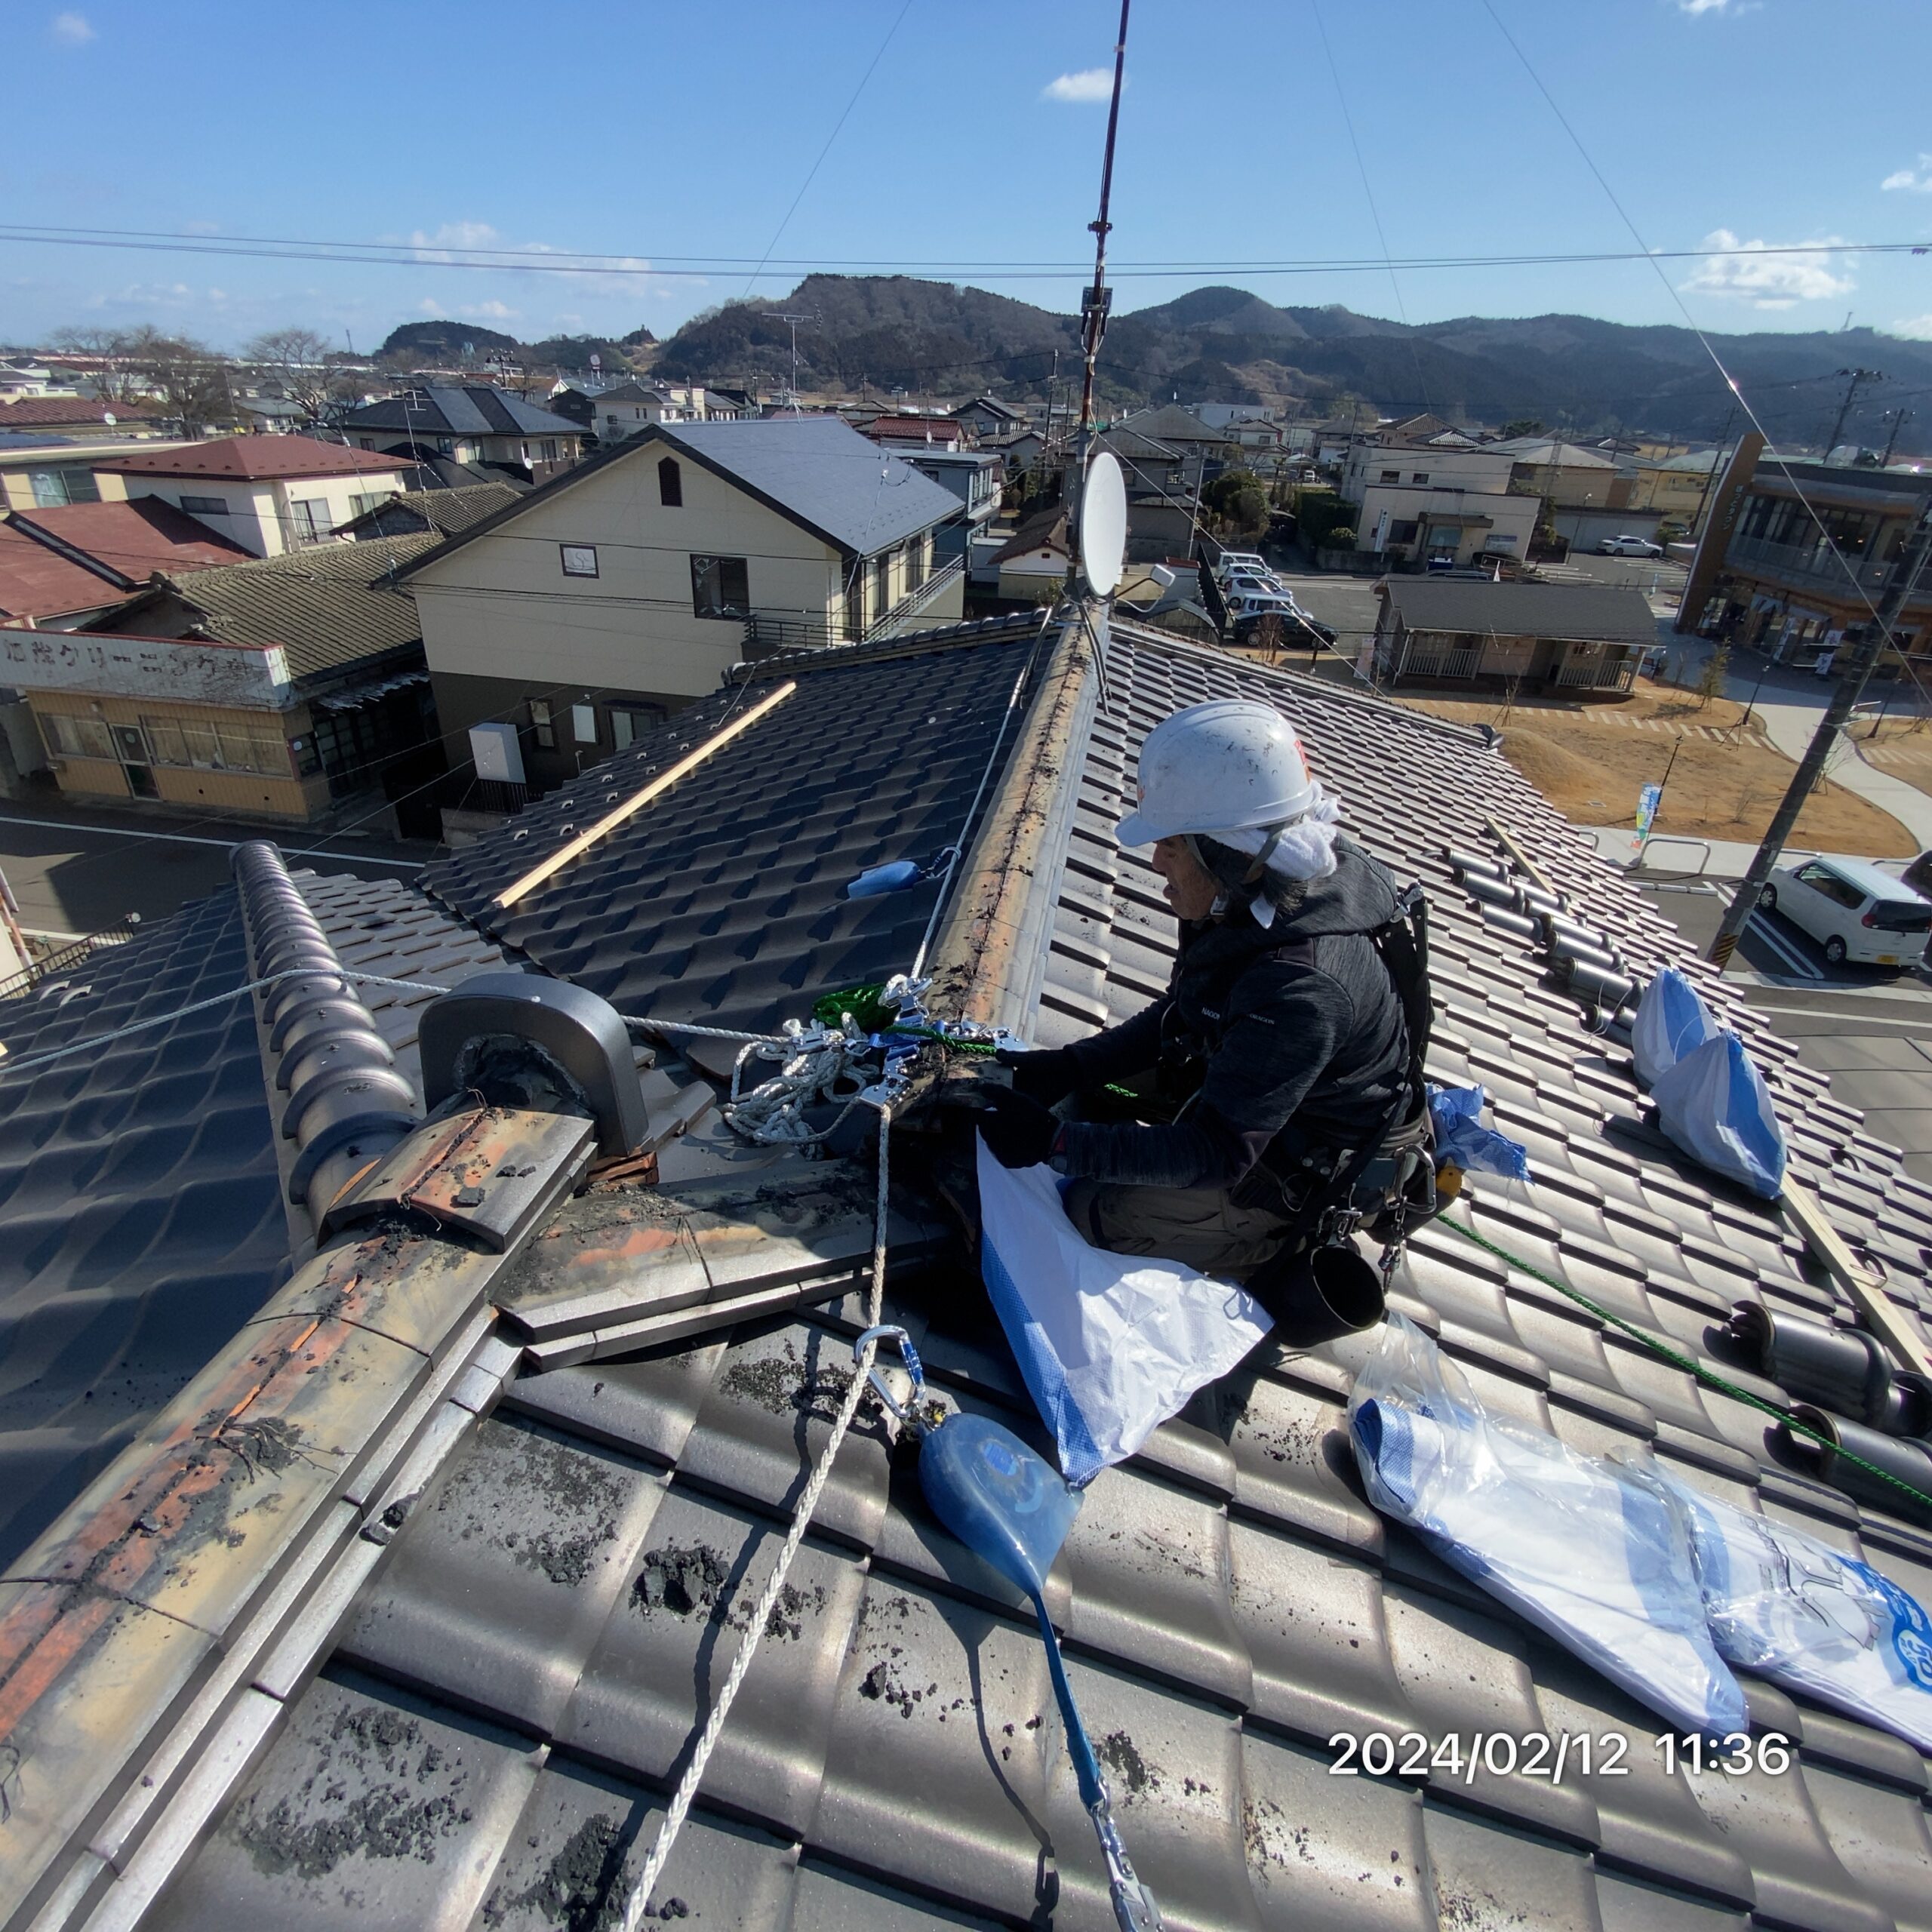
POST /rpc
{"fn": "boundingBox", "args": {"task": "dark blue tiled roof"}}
[424,619,1051,1034]
[0,894,288,1569]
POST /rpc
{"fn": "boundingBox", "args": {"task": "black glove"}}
[976,1087,1060,1169]
[993,1045,1081,1107]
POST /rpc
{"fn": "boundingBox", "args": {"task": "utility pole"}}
[1882,408,1913,468]
[1708,500,1932,968]
[1823,366,1883,463]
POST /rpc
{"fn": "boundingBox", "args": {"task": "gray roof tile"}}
[30,605,1932,1930]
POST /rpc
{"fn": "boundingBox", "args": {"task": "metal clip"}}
[854,1324,927,1426]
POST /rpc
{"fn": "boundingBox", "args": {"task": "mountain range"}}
[648,275,1932,451]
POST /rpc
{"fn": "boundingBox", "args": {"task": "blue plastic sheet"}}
[1349,1315,1747,1740]
[1427,1083,1530,1182]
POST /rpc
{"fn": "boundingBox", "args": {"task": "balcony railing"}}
[1726,534,1897,596]
[740,557,966,657]
[0,922,134,1002]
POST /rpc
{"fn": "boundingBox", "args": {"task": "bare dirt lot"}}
[1398,683,1916,855]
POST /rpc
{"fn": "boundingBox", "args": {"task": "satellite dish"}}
[1078,449,1127,596]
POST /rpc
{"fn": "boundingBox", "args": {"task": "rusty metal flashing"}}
[921,601,1100,1034]
[0,1103,592,1932]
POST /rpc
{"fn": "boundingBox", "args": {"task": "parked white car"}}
[1224,589,1304,624]
[1597,534,1664,558]
[1758,857,1932,968]
[1223,571,1288,599]
[1215,551,1272,578]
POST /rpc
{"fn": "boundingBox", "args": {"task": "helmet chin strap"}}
[1184,822,1294,921]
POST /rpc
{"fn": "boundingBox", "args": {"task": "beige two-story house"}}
[395,414,966,789]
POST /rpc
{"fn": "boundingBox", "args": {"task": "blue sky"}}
[7,0,1932,354]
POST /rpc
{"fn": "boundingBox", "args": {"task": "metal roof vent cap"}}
[417,971,648,1157]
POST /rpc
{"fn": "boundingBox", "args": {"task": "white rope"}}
[0,970,455,1080]
[619,1101,894,1928]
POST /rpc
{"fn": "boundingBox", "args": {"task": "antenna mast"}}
[1076,0,1132,442]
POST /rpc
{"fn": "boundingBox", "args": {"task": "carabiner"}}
[854,1324,927,1424]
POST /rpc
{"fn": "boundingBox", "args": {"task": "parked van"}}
[1759,857,1932,968]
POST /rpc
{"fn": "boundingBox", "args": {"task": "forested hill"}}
[648,274,1932,448]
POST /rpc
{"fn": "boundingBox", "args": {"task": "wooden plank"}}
[1781,1175,1932,1380]
[1483,814,1557,899]
[492,679,796,909]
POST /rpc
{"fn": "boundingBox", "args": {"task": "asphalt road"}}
[0,798,432,937]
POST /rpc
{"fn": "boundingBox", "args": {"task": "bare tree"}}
[242,327,334,420]
[118,328,230,437]
[45,325,143,405]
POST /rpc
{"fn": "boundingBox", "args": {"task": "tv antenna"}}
[1075,0,1132,441]
[772,312,816,415]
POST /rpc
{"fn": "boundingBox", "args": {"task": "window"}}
[1388,518,1420,544]
[608,703,666,750]
[358,438,374,451]
[179,494,229,516]
[1796,863,1865,909]
[346,491,389,518]
[1379,469,1400,484]
[1410,472,1429,485]
[137,715,288,774]
[690,553,749,619]
[42,712,115,761]
[291,499,332,544]
[541,438,558,463]
[872,552,891,618]
[571,703,597,744]
[28,466,100,508]
[908,533,928,590]
[560,543,599,577]
[529,699,555,749]
[436,437,454,456]
[658,457,683,506]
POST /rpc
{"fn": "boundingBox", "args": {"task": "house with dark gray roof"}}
[5,592,1932,1932]
[1374,578,1661,694]
[1,536,438,820]
[391,414,969,796]
[336,479,525,543]
[341,383,585,482]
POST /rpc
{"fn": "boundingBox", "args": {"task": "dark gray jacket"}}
[1054,839,1410,1191]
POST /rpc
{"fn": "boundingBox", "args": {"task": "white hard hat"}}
[1115,699,1318,848]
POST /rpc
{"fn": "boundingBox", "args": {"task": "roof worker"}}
[976,698,1434,1346]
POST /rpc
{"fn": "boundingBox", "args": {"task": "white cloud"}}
[1042,67,1115,103]
[1679,227,1854,309]
[408,220,503,262]
[1678,0,1734,12]
[460,300,516,320]
[1887,315,1932,340]
[1882,155,1932,192]
[49,11,94,45]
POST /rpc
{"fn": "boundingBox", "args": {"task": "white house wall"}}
[407,442,845,701]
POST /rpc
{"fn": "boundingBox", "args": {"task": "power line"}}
[5,221,1930,282]
[1477,0,1932,717]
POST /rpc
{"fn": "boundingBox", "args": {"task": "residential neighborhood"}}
[7,10,1932,1932]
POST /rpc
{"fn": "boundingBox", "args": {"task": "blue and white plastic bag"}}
[1632,966,1716,1089]
[1349,1315,1746,1740]
[1632,968,1786,1199]
[976,1137,1272,1487]
[1651,1469,1932,1752]
[1651,1031,1786,1200]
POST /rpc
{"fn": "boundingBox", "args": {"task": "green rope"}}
[1438,1214,1932,1518]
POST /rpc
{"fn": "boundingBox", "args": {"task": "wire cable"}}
[617,1101,894,1928]
[737,0,915,298]
[1478,0,1932,714]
